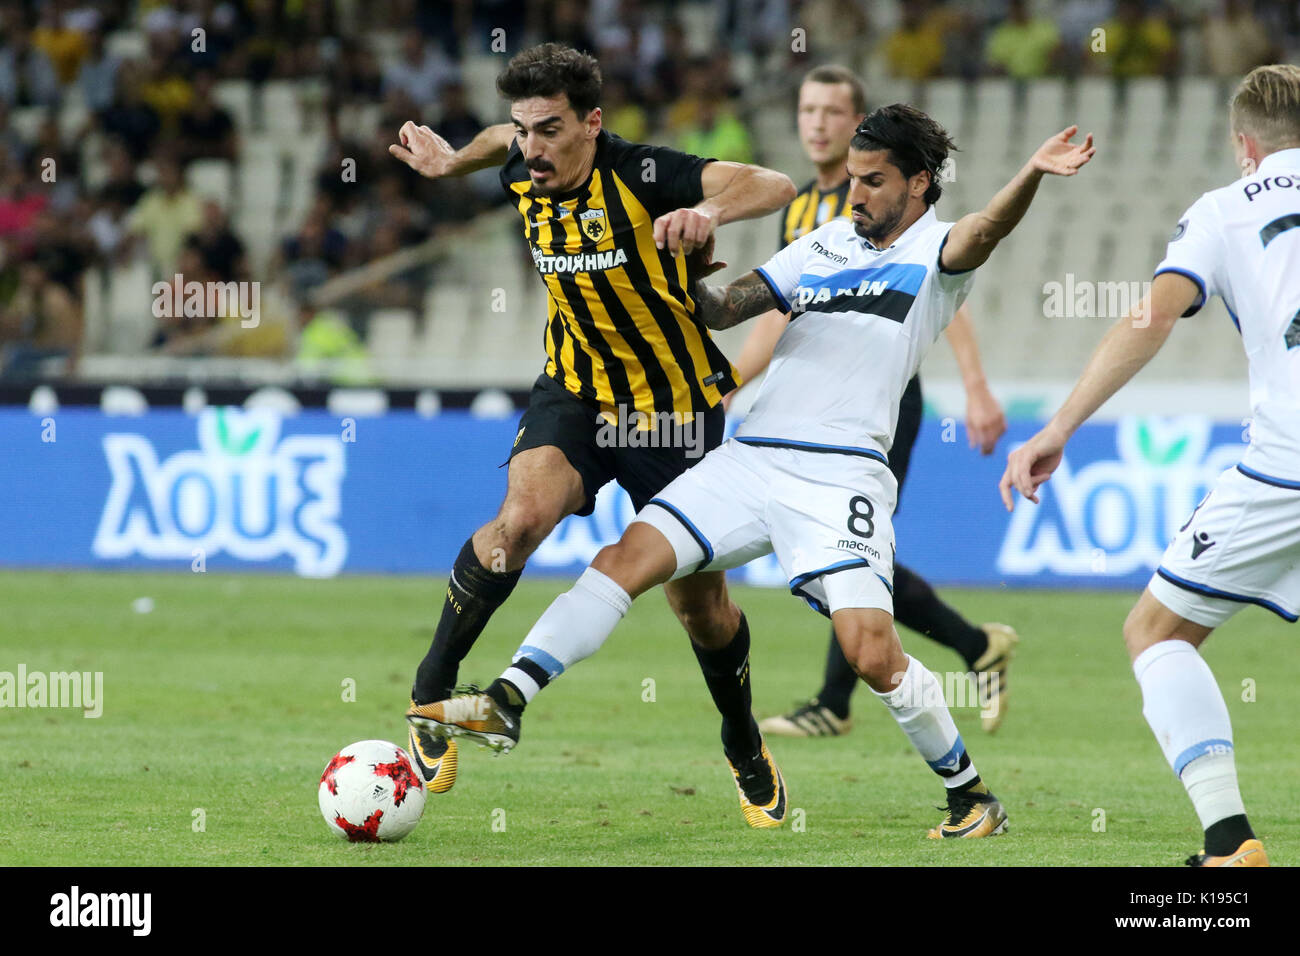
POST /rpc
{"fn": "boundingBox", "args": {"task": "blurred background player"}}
[1002,64,1300,867]
[392,43,798,820]
[725,64,1018,740]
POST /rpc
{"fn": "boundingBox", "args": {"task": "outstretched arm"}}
[940,126,1095,273]
[692,271,783,331]
[388,122,515,179]
[998,272,1200,509]
[655,162,797,255]
[684,235,783,331]
[697,162,798,229]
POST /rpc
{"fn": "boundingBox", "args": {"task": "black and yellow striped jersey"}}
[778,176,853,249]
[500,130,739,418]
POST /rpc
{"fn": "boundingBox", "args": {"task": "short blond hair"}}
[801,65,868,115]
[1230,64,1300,152]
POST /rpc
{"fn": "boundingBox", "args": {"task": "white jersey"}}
[1155,147,1300,484]
[740,207,974,464]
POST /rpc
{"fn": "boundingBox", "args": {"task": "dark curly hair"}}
[851,104,957,205]
[496,43,602,118]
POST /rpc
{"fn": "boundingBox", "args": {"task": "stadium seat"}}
[104,28,146,61]
[415,389,442,417]
[422,284,473,359]
[1123,77,1168,131]
[233,136,283,269]
[182,386,207,414]
[100,385,148,416]
[80,267,108,354]
[28,384,58,416]
[366,309,418,360]
[326,388,389,417]
[104,261,159,355]
[1071,77,1120,142]
[9,107,47,142]
[297,78,330,132]
[57,90,89,143]
[975,80,1016,157]
[244,386,302,416]
[464,55,505,124]
[920,79,964,137]
[213,79,254,132]
[283,132,329,223]
[263,80,304,136]
[186,158,235,207]
[1023,79,1066,145]
[469,388,515,418]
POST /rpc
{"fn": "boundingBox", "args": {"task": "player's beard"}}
[853,191,908,245]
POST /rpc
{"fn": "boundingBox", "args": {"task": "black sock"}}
[691,613,761,758]
[1204,814,1255,856]
[816,627,857,719]
[893,564,988,669]
[485,677,527,719]
[411,538,521,703]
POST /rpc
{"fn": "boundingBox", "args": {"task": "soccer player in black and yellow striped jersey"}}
[725,66,1021,740]
[390,43,798,820]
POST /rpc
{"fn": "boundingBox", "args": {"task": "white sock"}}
[1132,639,1245,829]
[500,567,631,702]
[873,655,978,789]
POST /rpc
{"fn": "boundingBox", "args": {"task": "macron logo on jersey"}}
[791,262,928,323]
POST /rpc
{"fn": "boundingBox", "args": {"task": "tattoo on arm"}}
[691,271,780,330]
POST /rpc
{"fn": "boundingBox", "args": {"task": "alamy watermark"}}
[152,276,260,328]
[50,886,150,936]
[1,665,103,717]
[1042,274,1152,327]
[891,669,1002,722]
[595,406,705,459]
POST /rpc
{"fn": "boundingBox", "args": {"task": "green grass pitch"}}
[1,570,1294,866]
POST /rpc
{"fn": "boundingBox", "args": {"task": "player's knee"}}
[667,590,736,648]
[489,498,561,561]
[839,619,897,683]
[1123,599,1169,659]
[849,642,896,684]
[591,540,637,581]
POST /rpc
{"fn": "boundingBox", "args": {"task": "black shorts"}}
[889,375,923,511]
[509,374,725,517]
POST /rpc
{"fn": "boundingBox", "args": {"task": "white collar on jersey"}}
[1257,148,1300,174]
[856,204,939,253]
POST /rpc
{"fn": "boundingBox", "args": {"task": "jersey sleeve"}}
[754,231,812,314]
[1154,194,1222,316]
[611,140,714,217]
[924,225,976,340]
[498,139,524,197]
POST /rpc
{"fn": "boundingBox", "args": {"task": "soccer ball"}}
[318,739,426,842]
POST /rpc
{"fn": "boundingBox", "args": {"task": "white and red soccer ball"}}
[318,739,426,842]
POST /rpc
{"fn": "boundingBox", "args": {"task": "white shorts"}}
[1148,463,1300,628]
[632,438,898,617]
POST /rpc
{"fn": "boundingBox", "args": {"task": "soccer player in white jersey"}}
[415,105,1094,837]
[1002,65,1299,867]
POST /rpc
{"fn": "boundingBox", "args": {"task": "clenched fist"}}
[654,207,717,256]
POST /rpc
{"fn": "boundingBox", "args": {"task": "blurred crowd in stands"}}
[0,0,1296,378]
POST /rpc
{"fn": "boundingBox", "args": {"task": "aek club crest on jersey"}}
[579,207,607,242]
